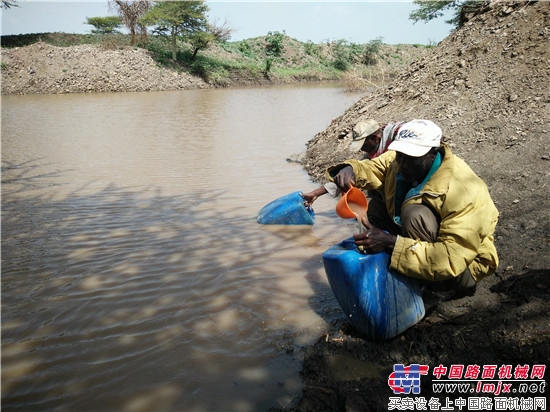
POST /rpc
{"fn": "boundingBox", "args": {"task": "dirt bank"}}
[0,42,210,94]
[0,35,430,95]
[288,1,549,410]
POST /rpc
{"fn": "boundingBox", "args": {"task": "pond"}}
[1,84,364,411]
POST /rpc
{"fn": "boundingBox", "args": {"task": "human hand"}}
[333,166,356,191]
[300,191,318,206]
[353,218,397,254]
[300,186,328,206]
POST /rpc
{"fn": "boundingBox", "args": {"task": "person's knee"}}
[401,204,439,242]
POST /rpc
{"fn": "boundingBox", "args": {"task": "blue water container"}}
[257,191,315,225]
[322,238,425,340]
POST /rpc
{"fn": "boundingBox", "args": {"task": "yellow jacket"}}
[327,145,499,282]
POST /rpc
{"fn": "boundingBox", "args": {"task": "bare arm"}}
[300,186,328,205]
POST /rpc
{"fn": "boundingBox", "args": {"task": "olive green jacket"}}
[327,145,499,282]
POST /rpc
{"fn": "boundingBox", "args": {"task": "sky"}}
[1,1,454,45]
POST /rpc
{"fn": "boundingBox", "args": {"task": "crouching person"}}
[328,119,499,300]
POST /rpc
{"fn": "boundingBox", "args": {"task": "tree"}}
[208,17,233,43]
[1,0,18,8]
[188,31,215,61]
[109,0,151,45]
[409,0,481,27]
[140,1,209,61]
[188,17,233,61]
[188,18,233,61]
[86,16,123,34]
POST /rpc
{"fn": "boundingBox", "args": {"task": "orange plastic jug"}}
[336,186,368,219]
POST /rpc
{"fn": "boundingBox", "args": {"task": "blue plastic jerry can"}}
[322,238,425,340]
[257,191,315,225]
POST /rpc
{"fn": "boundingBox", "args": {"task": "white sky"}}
[1,1,454,45]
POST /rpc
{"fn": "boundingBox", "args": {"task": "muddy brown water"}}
[1,84,364,411]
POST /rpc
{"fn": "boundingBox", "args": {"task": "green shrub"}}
[332,39,351,71]
[265,31,285,57]
[304,40,319,57]
[362,37,383,66]
[238,40,254,58]
[190,58,212,79]
[264,58,273,75]
[348,42,363,62]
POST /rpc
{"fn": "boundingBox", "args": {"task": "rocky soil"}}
[2,1,549,410]
[0,42,209,94]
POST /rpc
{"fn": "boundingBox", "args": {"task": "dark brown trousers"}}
[367,197,476,294]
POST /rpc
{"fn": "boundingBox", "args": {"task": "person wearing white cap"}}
[301,118,404,205]
[326,119,499,298]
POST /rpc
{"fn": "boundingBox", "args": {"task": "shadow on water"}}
[302,254,343,325]
[2,159,74,189]
[1,160,342,411]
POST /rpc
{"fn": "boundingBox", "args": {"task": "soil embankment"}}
[0,42,210,94]
[1,35,429,94]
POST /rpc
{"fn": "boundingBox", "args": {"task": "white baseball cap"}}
[388,119,442,157]
[349,119,380,152]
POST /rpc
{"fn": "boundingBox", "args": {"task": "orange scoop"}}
[336,186,368,219]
